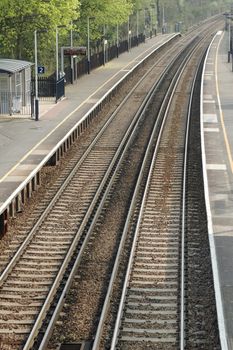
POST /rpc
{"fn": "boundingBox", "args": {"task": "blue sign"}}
[38,66,45,74]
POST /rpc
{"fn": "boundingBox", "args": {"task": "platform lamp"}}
[150,4,156,37]
[136,9,142,45]
[87,16,95,74]
[116,23,119,58]
[127,17,131,51]
[144,7,148,38]
[70,19,79,83]
[103,24,106,65]
[34,29,47,121]
[56,25,66,82]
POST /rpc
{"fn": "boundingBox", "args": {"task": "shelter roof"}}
[0,59,33,74]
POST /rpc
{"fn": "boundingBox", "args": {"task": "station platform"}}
[1,26,231,350]
[202,30,233,349]
[0,33,177,214]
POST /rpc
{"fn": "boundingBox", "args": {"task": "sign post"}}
[61,46,87,82]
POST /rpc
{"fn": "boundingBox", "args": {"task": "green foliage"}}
[76,0,133,44]
[0,0,230,73]
[0,0,79,60]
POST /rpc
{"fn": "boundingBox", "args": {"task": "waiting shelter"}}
[0,59,33,116]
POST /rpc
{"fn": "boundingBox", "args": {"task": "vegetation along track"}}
[0,17,223,350]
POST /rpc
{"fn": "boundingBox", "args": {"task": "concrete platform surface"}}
[202,29,233,350]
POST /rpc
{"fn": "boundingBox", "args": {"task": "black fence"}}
[31,33,146,98]
[31,77,56,99]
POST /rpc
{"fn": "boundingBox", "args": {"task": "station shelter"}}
[0,59,33,116]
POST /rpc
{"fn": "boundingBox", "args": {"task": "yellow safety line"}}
[0,35,173,183]
[215,32,233,174]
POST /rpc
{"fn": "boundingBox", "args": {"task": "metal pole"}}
[61,47,64,76]
[34,30,39,121]
[144,8,146,37]
[116,23,119,57]
[70,22,74,83]
[87,17,90,74]
[127,17,130,51]
[136,10,139,45]
[70,22,73,47]
[56,26,59,81]
[228,21,231,63]
[150,7,152,38]
[162,5,165,33]
[103,24,106,65]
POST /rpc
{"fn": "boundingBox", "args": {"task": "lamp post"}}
[56,26,59,81]
[162,5,166,33]
[150,4,156,36]
[103,24,106,65]
[34,30,39,121]
[87,16,95,74]
[127,17,131,51]
[70,21,75,83]
[87,17,90,74]
[34,29,47,121]
[144,7,148,38]
[56,25,66,82]
[136,9,142,45]
[116,23,119,57]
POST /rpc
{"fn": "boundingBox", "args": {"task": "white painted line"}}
[204,128,219,132]
[203,100,215,103]
[205,72,214,75]
[206,164,226,170]
[203,114,218,123]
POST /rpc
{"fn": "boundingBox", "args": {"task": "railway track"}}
[0,17,223,350]
[108,67,188,349]
[87,21,222,350]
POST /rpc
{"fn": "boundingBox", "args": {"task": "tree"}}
[77,0,132,41]
[0,0,80,60]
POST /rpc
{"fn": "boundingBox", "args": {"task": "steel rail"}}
[180,47,206,350]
